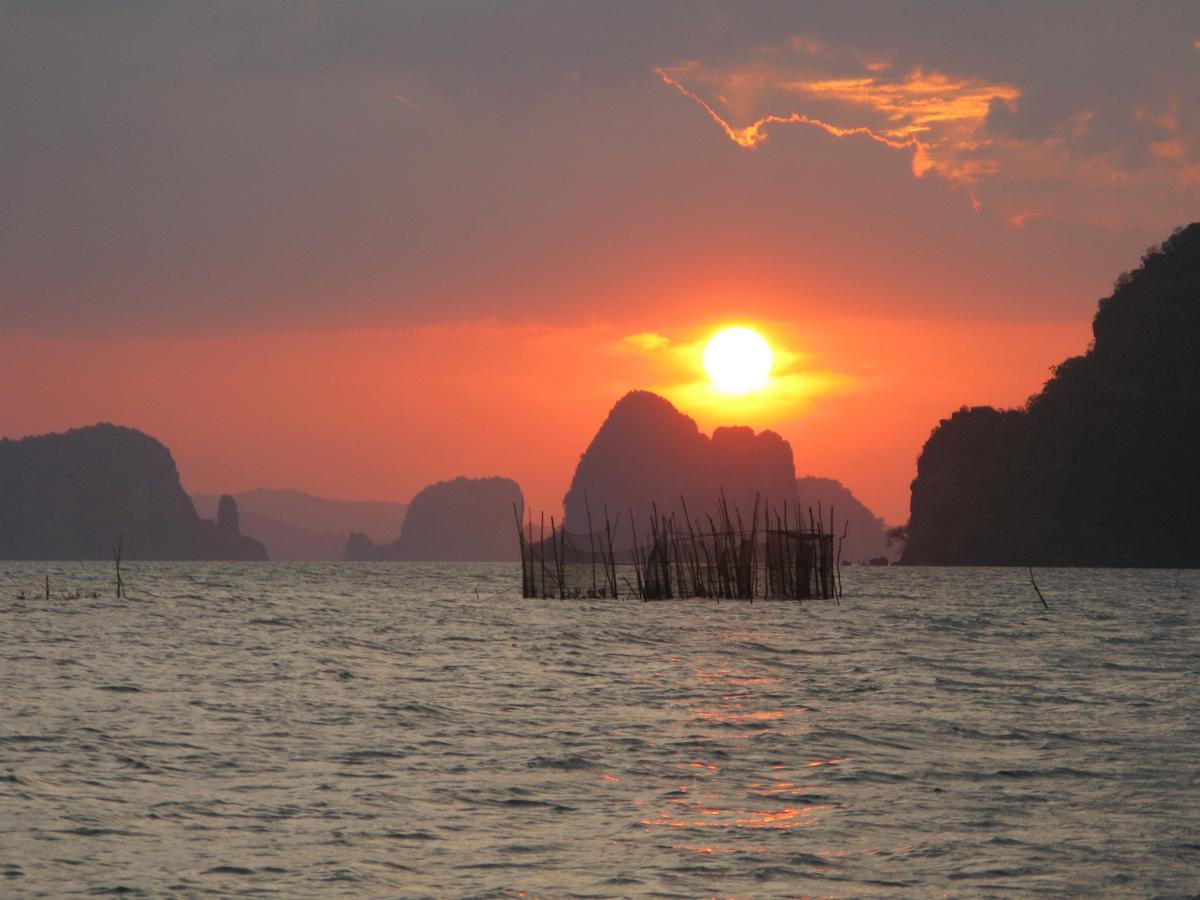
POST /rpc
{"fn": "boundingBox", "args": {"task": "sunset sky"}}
[3,2,1198,524]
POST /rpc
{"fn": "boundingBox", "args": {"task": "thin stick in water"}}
[1028,567,1049,609]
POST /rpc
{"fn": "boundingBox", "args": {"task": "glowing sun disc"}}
[703,327,773,394]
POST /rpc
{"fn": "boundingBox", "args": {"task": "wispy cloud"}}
[656,66,928,168]
[655,37,1200,226]
[1008,210,1056,229]
[655,58,1018,184]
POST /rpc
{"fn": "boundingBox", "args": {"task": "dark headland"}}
[902,223,1200,567]
[0,423,266,560]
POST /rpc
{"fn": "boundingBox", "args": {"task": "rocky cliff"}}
[562,391,798,539]
[903,224,1200,566]
[345,476,522,561]
[0,424,267,560]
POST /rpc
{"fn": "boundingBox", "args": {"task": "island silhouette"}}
[902,223,1200,567]
[193,489,408,561]
[345,476,524,562]
[0,403,895,564]
[0,424,265,560]
[562,390,798,545]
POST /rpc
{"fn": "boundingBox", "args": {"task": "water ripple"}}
[1,562,1197,896]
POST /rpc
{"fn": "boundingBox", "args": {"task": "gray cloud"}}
[1,1,1195,335]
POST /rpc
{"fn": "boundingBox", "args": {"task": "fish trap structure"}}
[516,495,844,601]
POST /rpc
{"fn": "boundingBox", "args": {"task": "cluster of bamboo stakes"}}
[515,494,845,602]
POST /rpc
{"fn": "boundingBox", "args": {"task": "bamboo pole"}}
[837,517,848,602]
[112,534,125,600]
[549,516,560,599]
[584,493,598,597]
[629,506,645,600]
[604,510,619,598]
[531,511,537,597]
[513,502,528,597]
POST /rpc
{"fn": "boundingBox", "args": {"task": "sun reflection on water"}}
[641,802,837,830]
[695,667,778,685]
[634,651,857,873]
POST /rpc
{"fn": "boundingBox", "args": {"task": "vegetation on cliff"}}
[903,224,1200,566]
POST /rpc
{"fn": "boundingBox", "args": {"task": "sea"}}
[1,563,1197,898]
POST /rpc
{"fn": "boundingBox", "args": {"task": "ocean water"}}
[1,563,1197,898]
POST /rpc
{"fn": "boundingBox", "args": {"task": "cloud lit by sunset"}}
[655,59,1019,185]
[655,33,1200,225]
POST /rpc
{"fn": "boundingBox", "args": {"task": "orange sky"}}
[0,316,1089,524]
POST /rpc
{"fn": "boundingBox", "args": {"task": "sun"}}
[702,327,773,394]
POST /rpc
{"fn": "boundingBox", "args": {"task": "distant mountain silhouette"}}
[193,489,407,560]
[562,391,797,540]
[903,223,1200,566]
[345,476,523,561]
[795,476,894,563]
[0,424,266,560]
